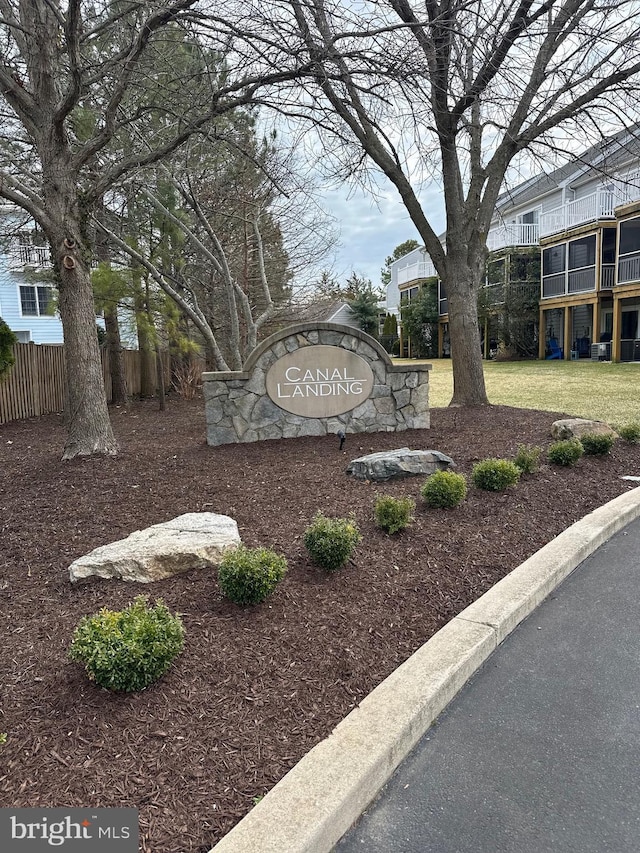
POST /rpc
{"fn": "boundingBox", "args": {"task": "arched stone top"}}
[243,322,395,374]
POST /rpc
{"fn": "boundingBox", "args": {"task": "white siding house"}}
[0,208,63,343]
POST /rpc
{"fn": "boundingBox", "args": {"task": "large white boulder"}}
[69,513,240,583]
[551,418,618,441]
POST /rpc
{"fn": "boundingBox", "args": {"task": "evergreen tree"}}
[0,318,17,380]
[401,283,439,358]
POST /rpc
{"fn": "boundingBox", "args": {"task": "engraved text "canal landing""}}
[276,366,367,398]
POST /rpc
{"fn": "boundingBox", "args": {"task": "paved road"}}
[336,516,640,853]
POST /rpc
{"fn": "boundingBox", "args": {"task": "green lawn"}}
[397,358,640,425]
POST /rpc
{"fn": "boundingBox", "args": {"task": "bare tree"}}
[275,0,640,405]
[0,0,310,457]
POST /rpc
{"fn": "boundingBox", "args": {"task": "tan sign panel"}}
[266,345,375,417]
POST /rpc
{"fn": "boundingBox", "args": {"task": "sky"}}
[322,180,445,291]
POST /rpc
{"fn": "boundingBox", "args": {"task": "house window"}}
[20,285,54,317]
[519,210,539,225]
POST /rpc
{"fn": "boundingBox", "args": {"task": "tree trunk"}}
[96,205,128,407]
[134,279,157,398]
[443,260,490,407]
[155,343,166,412]
[104,305,128,405]
[57,256,118,458]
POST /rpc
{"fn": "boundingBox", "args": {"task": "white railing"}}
[540,190,615,237]
[540,175,640,238]
[618,251,640,285]
[614,169,640,206]
[486,222,539,250]
[6,244,50,269]
[397,259,437,285]
[601,264,615,289]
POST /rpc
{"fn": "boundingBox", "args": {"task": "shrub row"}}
[70,418,632,692]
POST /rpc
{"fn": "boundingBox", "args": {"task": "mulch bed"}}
[1,398,639,852]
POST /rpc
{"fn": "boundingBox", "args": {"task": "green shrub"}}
[471,458,521,491]
[68,596,185,692]
[420,470,467,508]
[547,439,584,466]
[218,545,287,605]
[513,444,542,475]
[374,495,415,534]
[303,512,361,571]
[580,432,615,455]
[617,422,640,443]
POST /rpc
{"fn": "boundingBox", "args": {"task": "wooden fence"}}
[0,343,177,425]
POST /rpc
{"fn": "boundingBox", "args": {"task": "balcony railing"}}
[540,174,640,238]
[6,244,50,269]
[618,251,640,285]
[601,264,615,289]
[486,223,539,250]
[542,265,596,298]
[567,266,596,293]
[397,259,437,285]
[540,190,615,237]
[542,273,565,298]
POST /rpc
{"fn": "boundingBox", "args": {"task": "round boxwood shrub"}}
[580,432,615,455]
[420,470,467,508]
[471,458,521,491]
[303,512,361,571]
[547,438,584,466]
[218,545,287,605]
[68,596,185,692]
[374,495,415,534]
[617,422,640,443]
[513,444,542,475]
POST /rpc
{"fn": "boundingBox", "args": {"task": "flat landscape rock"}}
[69,512,241,583]
[346,448,455,481]
[551,418,618,440]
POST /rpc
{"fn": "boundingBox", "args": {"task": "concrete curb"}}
[209,487,640,853]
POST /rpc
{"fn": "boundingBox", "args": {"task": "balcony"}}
[396,259,437,285]
[540,174,640,238]
[6,244,50,270]
[540,190,615,237]
[486,222,539,251]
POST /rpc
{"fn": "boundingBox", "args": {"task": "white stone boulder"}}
[551,418,618,441]
[69,513,241,583]
[346,448,455,481]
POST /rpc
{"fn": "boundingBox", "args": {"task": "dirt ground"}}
[1,397,639,852]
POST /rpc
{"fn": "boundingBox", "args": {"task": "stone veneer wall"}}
[202,322,431,446]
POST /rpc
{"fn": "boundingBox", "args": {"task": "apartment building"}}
[388,129,640,362]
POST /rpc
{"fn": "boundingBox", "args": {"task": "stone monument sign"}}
[202,322,431,446]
